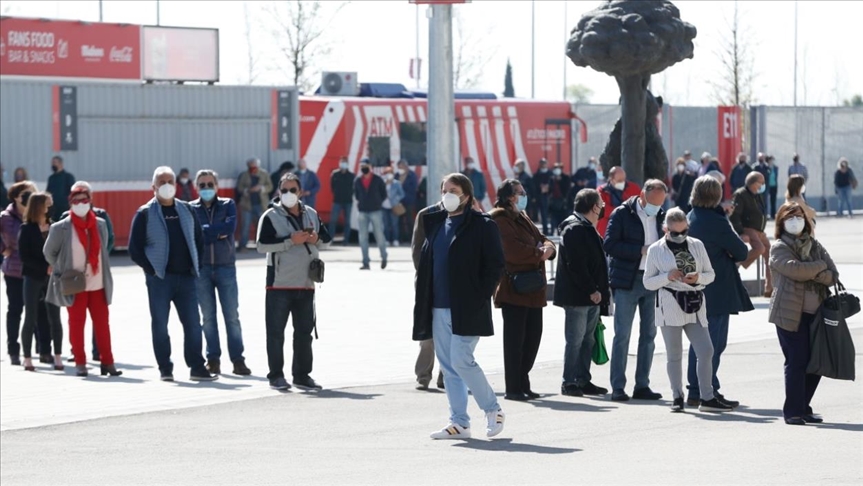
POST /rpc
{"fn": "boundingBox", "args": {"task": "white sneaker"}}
[430,423,471,440]
[486,409,505,438]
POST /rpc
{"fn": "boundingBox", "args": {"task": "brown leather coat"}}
[489,207,556,308]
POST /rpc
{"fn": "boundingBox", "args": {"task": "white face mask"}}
[613,181,625,191]
[513,165,522,174]
[553,168,562,176]
[588,163,596,170]
[466,163,476,171]
[157,183,176,200]
[442,192,463,213]
[179,177,189,185]
[398,168,406,175]
[339,162,348,170]
[281,192,299,208]
[677,165,685,173]
[386,174,394,182]
[784,216,805,235]
[71,202,90,218]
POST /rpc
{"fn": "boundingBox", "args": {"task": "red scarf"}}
[71,211,101,274]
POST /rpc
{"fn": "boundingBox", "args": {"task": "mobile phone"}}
[304,227,314,234]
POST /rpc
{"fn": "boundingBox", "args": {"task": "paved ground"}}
[0,216,861,484]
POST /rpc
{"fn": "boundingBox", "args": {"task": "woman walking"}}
[769,202,838,425]
[413,173,506,439]
[642,208,731,413]
[834,157,856,218]
[18,193,63,372]
[44,183,121,377]
[490,179,556,401]
[1,181,37,365]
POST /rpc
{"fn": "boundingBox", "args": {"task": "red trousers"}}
[68,290,114,366]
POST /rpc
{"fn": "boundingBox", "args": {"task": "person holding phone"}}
[643,208,732,413]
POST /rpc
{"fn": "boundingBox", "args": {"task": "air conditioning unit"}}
[320,71,358,96]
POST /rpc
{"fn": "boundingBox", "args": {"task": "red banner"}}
[142,26,218,82]
[0,17,141,79]
[717,105,742,192]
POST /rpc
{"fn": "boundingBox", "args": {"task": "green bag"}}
[592,319,609,365]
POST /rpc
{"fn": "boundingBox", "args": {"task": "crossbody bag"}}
[285,213,325,283]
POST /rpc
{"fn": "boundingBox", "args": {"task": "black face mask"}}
[361,167,370,175]
[596,205,605,220]
[20,192,32,206]
[51,165,59,173]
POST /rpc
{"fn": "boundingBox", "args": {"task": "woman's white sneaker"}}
[486,409,506,437]
[430,423,471,440]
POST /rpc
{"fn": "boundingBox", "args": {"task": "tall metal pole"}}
[415,4,421,90]
[428,4,456,193]
[99,0,103,22]
[531,0,535,99]
[156,0,161,26]
[793,1,798,107]
[562,1,567,100]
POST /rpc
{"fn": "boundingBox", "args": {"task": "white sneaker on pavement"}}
[486,409,505,438]
[430,423,471,440]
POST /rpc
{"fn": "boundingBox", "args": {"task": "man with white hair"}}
[236,158,273,252]
[129,166,215,382]
[698,152,721,177]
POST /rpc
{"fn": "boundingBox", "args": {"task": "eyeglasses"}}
[198,182,216,189]
[280,187,299,194]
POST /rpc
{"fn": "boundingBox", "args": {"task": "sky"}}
[3,0,862,107]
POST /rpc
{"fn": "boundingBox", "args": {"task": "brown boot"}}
[206,359,221,375]
[232,359,251,376]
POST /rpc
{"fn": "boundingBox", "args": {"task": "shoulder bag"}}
[286,213,325,283]
[663,288,704,314]
[507,268,546,294]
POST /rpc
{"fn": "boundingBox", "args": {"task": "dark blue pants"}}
[265,289,315,381]
[687,314,729,400]
[776,313,821,419]
[4,275,24,356]
[146,273,206,374]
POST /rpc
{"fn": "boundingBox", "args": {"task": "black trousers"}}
[265,289,315,381]
[5,275,24,356]
[776,313,821,419]
[21,276,62,358]
[502,304,543,394]
[768,186,779,219]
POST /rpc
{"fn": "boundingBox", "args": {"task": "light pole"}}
[428,4,456,190]
[156,0,161,26]
[99,0,103,22]
[562,1,567,100]
[531,0,535,98]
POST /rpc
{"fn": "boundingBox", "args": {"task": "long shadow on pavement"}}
[811,422,863,432]
[80,375,147,385]
[453,438,581,454]
[525,398,615,413]
[170,381,252,391]
[304,389,382,400]
[681,411,778,425]
[109,363,155,371]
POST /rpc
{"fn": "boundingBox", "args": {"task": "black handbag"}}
[507,269,546,294]
[663,288,704,314]
[821,281,861,323]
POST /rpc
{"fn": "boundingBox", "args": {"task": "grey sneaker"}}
[190,368,218,382]
[269,377,291,391]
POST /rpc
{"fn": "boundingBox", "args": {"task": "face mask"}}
[757,184,766,194]
[361,167,370,175]
[442,192,463,213]
[199,189,217,202]
[613,182,625,191]
[157,183,176,200]
[644,202,661,217]
[677,165,685,173]
[784,216,805,235]
[298,169,306,174]
[515,194,528,211]
[71,202,90,218]
[553,169,562,176]
[596,205,606,220]
[466,163,476,171]
[179,177,189,185]
[20,192,32,206]
[386,174,394,182]
[398,168,406,175]
[281,192,299,208]
[51,165,59,173]
[667,229,688,244]
[513,165,522,174]
[339,162,349,170]
[539,168,548,173]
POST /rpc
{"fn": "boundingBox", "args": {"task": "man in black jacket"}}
[329,156,355,244]
[554,188,609,397]
[354,159,388,270]
[603,179,667,402]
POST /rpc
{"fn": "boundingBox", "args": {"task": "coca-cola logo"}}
[109,46,134,63]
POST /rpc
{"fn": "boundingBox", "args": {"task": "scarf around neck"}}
[72,211,101,274]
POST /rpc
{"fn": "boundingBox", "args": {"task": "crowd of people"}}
[0,150,855,439]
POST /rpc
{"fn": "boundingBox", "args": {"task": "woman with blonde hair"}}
[785,174,816,231]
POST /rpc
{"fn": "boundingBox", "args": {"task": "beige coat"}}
[768,236,837,332]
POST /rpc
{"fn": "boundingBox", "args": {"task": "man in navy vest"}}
[129,166,215,382]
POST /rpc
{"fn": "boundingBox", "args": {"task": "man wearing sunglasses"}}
[191,170,250,377]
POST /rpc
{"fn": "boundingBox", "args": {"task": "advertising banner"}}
[0,17,140,79]
[273,90,293,150]
[52,85,78,151]
[142,26,218,82]
[717,105,742,183]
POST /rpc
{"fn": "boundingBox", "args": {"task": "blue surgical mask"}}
[516,194,528,211]
[200,189,217,201]
[644,203,661,217]
[757,185,766,194]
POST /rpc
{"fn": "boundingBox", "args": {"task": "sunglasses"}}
[280,187,300,194]
[198,182,216,189]
[670,230,688,238]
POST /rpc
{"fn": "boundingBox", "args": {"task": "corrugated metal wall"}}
[0,80,299,186]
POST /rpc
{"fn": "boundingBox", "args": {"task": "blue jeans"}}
[432,308,500,429]
[146,273,206,374]
[563,305,599,386]
[836,186,853,216]
[687,313,729,400]
[329,202,352,242]
[240,204,264,247]
[358,210,388,267]
[610,275,657,391]
[383,208,400,244]
[197,265,245,362]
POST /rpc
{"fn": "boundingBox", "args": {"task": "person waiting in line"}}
[236,158,273,252]
[785,174,816,233]
[685,176,751,408]
[788,153,808,183]
[642,208,732,413]
[730,171,773,297]
[354,159,388,270]
[604,179,667,402]
[764,155,780,219]
[295,159,321,208]
[597,166,641,238]
[554,188,610,398]
[44,183,121,377]
[46,155,75,221]
[573,157,599,190]
[729,153,752,193]
[461,157,487,209]
[533,158,553,234]
[396,160,418,243]
[128,166,216,382]
[13,167,30,184]
[257,173,326,392]
[381,167,405,247]
[548,163,572,233]
[411,199,445,391]
[833,157,856,218]
[490,179,556,401]
[1,181,36,366]
[18,193,63,372]
[769,202,838,425]
[414,173,506,440]
[511,159,535,222]
[329,157,355,244]
[698,152,721,177]
[269,161,295,200]
[176,168,196,202]
[191,170,251,377]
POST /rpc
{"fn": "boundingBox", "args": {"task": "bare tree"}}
[263,1,347,91]
[565,84,593,104]
[709,0,758,107]
[453,9,497,90]
[243,2,260,85]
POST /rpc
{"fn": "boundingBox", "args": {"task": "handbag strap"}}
[284,212,313,256]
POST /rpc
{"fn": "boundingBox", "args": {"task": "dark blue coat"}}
[603,197,665,291]
[191,197,237,267]
[687,206,754,316]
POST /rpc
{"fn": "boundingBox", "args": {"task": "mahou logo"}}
[110,46,133,63]
[81,44,105,58]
